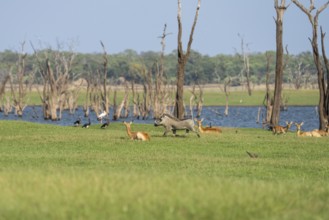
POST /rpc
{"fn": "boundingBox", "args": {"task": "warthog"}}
[154,114,200,137]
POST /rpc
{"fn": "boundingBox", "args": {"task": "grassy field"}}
[25,88,320,106]
[0,120,328,220]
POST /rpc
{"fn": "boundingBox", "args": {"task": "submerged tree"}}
[174,0,201,119]
[8,42,34,117]
[32,43,76,121]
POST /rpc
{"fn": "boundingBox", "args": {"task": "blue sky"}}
[1,0,329,55]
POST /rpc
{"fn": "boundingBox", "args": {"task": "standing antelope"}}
[272,121,293,135]
[195,118,222,134]
[295,122,322,137]
[123,121,150,141]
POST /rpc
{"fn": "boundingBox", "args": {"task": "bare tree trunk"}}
[122,82,130,118]
[292,0,329,129]
[224,78,231,116]
[32,43,75,121]
[154,24,170,119]
[9,42,34,117]
[238,34,252,96]
[0,75,10,112]
[100,41,110,115]
[112,89,118,120]
[131,81,140,118]
[174,0,201,119]
[264,52,273,126]
[321,27,329,123]
[270,0,287,126]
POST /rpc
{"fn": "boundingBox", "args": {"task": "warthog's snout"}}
[154,120,161,127]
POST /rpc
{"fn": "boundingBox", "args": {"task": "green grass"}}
[1,121,328,220]
[26,88,319,106]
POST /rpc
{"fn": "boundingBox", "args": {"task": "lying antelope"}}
[312,123,329,137]
[272,121,293,135]
[295,122,322,137]
[123,121,150,141]
[195,118,222,134]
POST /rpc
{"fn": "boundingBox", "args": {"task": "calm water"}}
[0,106,319,131]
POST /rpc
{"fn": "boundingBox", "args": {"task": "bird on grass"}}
[82,118,91,128]
[73,117,81,127]
[101,118,110,129]
[246,151,258,158]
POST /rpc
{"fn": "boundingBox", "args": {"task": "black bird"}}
[246,151,258,158]
[73,117,81,127]
[82,118,91,128]
[101,118,110,129]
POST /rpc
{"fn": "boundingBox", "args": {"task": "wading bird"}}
[97,111,107,123]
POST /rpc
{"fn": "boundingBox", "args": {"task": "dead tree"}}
[154,24,171,118]
[32,44,76,121]
[292,0,329,129]
[82,68,93,117]
[270,0,288,126]
[174,0,201,119]
[9,42,34,117]
[114,83,129,120]
[131,81,140,118]
[112,88,118,120]
[141,68,153,119]
[0,75,10,113]
[238,34,252,96]
[264,52,273,127]
[100,41,110,116]
[67,79,83,114]
[223,78,231,117]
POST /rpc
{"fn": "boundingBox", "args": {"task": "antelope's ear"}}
[201,118,204,122]
[194,119,197,122]
[301,122,304,126]
[130,121,132,125]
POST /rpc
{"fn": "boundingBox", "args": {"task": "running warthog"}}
[154,114,200,137]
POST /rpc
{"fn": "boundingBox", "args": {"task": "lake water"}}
[0,106,319,131]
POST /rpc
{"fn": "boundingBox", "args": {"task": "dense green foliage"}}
[0,121,328,219]
[0,49,318,86]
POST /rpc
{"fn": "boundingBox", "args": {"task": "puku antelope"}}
[195,118,222,134]
[272,121,293,135]
[123,121,150,141]
[295,122,322,137]
[312,122,329,137]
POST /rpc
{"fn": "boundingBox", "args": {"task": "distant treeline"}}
[0,49,318,87]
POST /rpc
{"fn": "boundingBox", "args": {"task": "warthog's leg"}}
[184,129,200,138]
[163,126,172,136]
[190,128,200,138]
